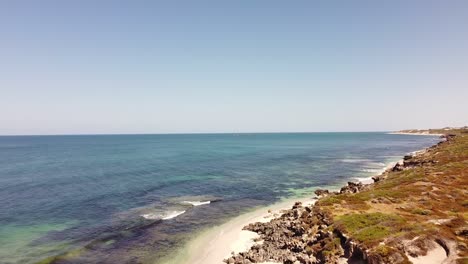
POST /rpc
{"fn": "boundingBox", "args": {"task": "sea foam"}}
[141,210,186,220]
[183,201,211,206]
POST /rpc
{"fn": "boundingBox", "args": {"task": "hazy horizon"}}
[0,129,461,137]
[1,1,467,135]
[0,131,404,137]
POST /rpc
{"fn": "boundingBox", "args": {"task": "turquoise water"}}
[0,133,440,263]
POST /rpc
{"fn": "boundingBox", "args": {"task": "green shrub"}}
[335,213,404,244]
[318,196,341,206]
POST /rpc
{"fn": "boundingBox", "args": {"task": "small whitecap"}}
[141,210,186,220]
[361,169,379,173]
[182,201,211,206]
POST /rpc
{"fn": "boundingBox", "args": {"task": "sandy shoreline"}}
[165,197,316,264]
[167,183,349,264]
[171,169,400,263]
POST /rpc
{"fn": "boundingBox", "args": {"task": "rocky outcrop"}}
[314,189,329,197]
[225,194,459,264]
[441,133,456,141]
[403,158,437,168]
[372,173,386,182]
[403,155,413,161]
[391,162,404,172]
[339,181,367,194]
[225,203,346,264]
[224,202,392,264]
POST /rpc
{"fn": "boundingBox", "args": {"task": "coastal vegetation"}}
[226,128,468,264]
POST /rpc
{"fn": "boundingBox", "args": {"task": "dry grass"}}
[318,128,468,260]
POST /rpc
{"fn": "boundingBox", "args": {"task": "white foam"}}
[162,211,186,220]
[355,158,405,184]
[355,160,397,184]
[361,168,379,173]
[141,210,186,220]
[355,176,375,184]
[141,213,160,220]
[183,200,211,206]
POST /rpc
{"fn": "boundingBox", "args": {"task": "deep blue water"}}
[0,133,440,263]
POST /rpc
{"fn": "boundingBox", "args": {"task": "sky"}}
[1,1,467,135]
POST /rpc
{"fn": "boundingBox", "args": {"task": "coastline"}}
[387,132,444,136]
[221,129,467,263]
[163,196,317,264]
[174,133,444,264]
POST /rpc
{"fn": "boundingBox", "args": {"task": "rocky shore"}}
[225,130,467,264]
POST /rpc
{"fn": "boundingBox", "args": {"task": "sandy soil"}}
[406,243,448,264]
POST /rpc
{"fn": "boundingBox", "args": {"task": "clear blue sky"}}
[1,1,467,135]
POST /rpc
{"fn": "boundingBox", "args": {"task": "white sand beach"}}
[163,197,316,264]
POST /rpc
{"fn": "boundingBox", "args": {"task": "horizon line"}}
[0,130,401,137]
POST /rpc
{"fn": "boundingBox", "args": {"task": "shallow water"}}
[0,133,439,263]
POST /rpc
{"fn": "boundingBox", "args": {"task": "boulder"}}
[392,162,404,172]
[314,189,329,197]
[340,181,364,194]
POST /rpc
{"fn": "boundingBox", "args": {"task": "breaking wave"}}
[141,210,186,220]
[182,200,211,206]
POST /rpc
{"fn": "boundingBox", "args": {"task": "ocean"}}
[0,133,440,264]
